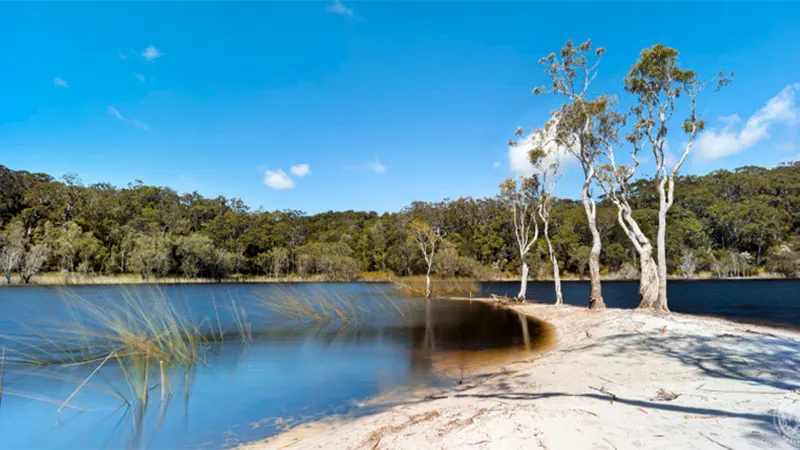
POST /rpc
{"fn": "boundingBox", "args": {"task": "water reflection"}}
[0,284,550,449]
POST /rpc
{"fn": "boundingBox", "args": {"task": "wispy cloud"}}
[133,73,146,83]
[132,119,149,131]
[141,45,163,62]
[290,164,311,177]
[108,106,126,121]
[263,169,295,190]
[326,0,354,17]
[365,158,386,174]
[695,83,800,161]
[108,106,149,131]
[54,78,69,88]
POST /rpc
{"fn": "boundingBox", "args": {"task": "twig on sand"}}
[652,388,680,401]
[588,386,617,403]
[697,388,785,395]
[602,437,618,450]
[700,432,734,450]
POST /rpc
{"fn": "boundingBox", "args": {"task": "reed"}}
[0,287,252,407]
[257,286,417,325]
[393,276,479,298]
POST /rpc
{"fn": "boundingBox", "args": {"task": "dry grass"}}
[0,287,251,406]
[393,276,479,298]
[257,286,418,325]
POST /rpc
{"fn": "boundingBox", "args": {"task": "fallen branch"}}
[588,385,617,403]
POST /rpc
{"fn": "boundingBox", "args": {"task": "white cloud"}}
[493,161,502,169]
[142,45,163,62]
[366,158,386,174]
[509,123,575,177]
[695,83,800,161]
[326,0,354,16]
[290,163,311,177]
[132,119,149,131]
[263,169,295,190]
[133,73,146,83]
[108,106,126,121]
[108,106,149,131]
[54,78,69,88]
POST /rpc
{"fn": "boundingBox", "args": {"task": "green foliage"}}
[1,162,799,281]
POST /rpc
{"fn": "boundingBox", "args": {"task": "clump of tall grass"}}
[258,286,416,325]
[0,287,251,406]
[393,276,479,298]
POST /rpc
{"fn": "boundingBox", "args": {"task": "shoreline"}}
[1,273,794,287]
[243,299,800,449]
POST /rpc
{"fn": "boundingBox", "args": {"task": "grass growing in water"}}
[0,287,251,406]
[393,276,479,298]
[257,286,419,325]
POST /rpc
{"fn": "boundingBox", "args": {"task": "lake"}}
[482,279,800,327]
[0,283,548,449]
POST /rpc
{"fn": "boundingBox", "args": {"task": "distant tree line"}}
[1,162,799,284]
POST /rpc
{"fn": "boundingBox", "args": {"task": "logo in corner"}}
[774,397,800,447]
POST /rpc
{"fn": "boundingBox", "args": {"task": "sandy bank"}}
[243,301,800,449]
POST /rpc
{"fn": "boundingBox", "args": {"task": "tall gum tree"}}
[533,139,565,306]
[596,118,663,311]
[499,173,540,300]
[533,39,617,309]
[624,44,732,311]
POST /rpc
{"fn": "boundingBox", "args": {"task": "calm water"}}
[482,279,800,327]
[0,283,546,449]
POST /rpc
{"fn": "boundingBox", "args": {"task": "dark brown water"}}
[0,283,548,449]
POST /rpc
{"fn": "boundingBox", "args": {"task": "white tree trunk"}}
[637,244,662,310]
[425,268,432,298]
[581,178,605,309]
[655,179,671,311]
[542,219,563,306]
[518,261,529,299]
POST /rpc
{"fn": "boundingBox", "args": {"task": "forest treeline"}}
[1,162,799,284]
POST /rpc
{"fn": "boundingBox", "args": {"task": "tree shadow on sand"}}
[586,330,800,391]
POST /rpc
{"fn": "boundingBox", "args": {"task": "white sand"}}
[243,302,800,450]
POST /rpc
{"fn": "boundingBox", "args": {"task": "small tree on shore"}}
[528,129,565,306]
[679,249,699,279]
[268,247,289,278]
[499,174,540,300]
[624,44,732,310]
[0,222,25,284]
[408,219,445,298]
[20,244,49,284]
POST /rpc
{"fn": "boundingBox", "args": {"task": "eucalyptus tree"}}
[624,44,732,310]
[527,124,565,305]
[408,218,445,298]
[20,244,49,284]
[532,39,617,309]
[499,173,540,300]
[596,118,663,310]
[0,222,25,284]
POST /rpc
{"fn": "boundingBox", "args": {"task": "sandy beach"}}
[243,301,800,450]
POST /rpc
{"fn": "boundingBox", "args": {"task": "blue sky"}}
[1,2,799,214]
